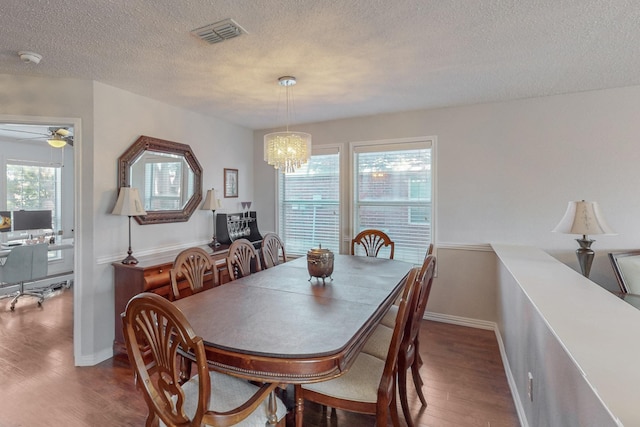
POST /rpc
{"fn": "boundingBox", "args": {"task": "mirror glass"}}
[131,151,195,211]
[118,136,202,225]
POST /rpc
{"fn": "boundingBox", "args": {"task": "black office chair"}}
[0,243,49,310]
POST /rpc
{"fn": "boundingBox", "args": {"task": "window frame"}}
[5,159,64,260]
[349,137,436,262]
[274,136,437,261]
[275,144,343,256]
[6,160,62,232]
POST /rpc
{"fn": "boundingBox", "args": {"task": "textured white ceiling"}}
[1,0,639,130]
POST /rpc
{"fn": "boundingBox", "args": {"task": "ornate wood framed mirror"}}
[117,135,203,225]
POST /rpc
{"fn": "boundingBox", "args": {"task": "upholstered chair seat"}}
[161,370,288,427]
[301,352,385,404]
[361,324,394,360]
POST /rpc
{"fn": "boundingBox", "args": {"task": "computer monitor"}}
[12,210,52,231]
[0,211,10,232]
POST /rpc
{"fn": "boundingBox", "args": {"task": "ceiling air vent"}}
[191,18,247,44]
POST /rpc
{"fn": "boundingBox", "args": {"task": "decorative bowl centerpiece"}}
[307,244,334,284]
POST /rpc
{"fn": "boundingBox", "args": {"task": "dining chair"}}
[294,267,420,427]
[363,253,437,427]
[381,243,434,328]
[0,243,49,311]
[350,229,395,259]
[122,292,287,427]
[227,238,262,281]
[397,255,436,426]
[170,246,217,300]
[261,233,287,269]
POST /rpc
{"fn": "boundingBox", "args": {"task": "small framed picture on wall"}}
[224,168,238,198]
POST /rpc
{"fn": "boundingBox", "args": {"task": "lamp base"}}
[121,247,138,265]
[121,255,139,265]
[575,237,595,278]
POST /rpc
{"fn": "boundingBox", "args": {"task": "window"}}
[409,177,430,225]
[353,139,432,264]
[278,147,340,256]
[275,138,434,264]
[6,162,62,232]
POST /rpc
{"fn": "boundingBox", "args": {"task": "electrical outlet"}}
[527,372,534,402]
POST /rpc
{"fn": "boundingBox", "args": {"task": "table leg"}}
[295,386,304,427]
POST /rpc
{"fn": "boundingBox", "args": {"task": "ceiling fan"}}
[45,127,74,148]
[0,124,74,148]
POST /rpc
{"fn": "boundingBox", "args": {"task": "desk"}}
[172,254,412,384]
[0,240,74,259]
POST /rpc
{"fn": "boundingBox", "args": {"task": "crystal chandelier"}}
[264,76,312,173]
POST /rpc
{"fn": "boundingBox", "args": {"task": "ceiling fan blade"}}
[50,127,71,137]
[2,128,48,137]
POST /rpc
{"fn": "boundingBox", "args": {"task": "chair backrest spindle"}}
[226,238,262,281]
[262,233,287,269]
[170,247,216,300]
[351,229,395,259]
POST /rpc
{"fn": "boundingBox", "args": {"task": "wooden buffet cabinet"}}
[112,211,266,364]
[112,244,230,363]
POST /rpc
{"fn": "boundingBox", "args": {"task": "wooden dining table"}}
[172,253,412,423]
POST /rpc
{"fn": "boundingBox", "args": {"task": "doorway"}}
[0,114,81,363]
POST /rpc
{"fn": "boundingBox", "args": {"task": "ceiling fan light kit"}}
[18,51,42,65]
[47,127,73,148]
[47,135,67,148]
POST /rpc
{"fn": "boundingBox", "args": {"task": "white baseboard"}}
[493,327,528,427]
[424,311,527,427]
[424,311,495,330]
[75,347,114,367]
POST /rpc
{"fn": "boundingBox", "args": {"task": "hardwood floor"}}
[0,288,519,426]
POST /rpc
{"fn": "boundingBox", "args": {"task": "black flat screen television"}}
[12,210,52,231]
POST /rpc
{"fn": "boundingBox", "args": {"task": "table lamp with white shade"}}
[202,188,223,248]
[112,187,147,265]
[552,200,615,278]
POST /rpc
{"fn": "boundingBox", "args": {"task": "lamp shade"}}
[552,200,615,235]
[112,187,147,216]
[201,189,222,210]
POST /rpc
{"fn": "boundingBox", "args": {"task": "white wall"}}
[254,85,640,322]
[0,74,255,364]
[90,82,254,362]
